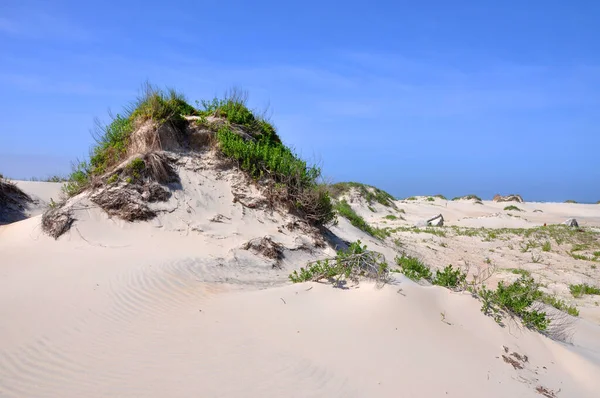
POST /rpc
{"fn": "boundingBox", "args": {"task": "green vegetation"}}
[198,90,277,140]
[426,196,435,202]
[452,194,482,201]
[406,196,417,201]
[394,254,432,281]
[327,182,396,208]
[479,275,549,331]
[433,265,467,289]
[511,269,531,277]
[503,205,523,212]
[64,84,197,196]
[542,241,551,252]
[569,284,600,298]
[387,225,446,237]
[215,124,333,225]
[539,295,579,317]
[394,256,466,289]
[564,200,577,204]
[334,200,388,238]
[60,85,334,226]
[385,214,398,220]
[434,194,447,200]
[520,239,538,253]
[289,240,388,285]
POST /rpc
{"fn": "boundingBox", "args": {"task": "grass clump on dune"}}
[199,89,278,141]
[334,200,388,239]
[64,84,196,197]
[564,199,577,204]
[327,182,396,208]
[434,194,447,200]
[504,205,523,212]
[452,194,482,201]
[542,241,551,252]
[539,295,579,317]
[569,284,600,298]
[209,94,333,226]
[61,85,335,226]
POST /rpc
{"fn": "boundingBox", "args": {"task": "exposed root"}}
[90,183,169,222]
[535,386,558,397]
[502,354,524,370]
[0,178,33,224]
[41,207,74,239]
[242,236,284,261]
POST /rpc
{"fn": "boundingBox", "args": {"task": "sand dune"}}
[1,179,600,397]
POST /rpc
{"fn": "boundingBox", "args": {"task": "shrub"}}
[395,254,432,281]
[426,197,435,202]
[434,194,447,200]
[504,205,523,212]
[569,284,600,298]
[432,265,467,289]
[406,196,417,201]
[564,200,577,204]
[479,275,549,331]
[385,214,397,220]
[289,240,388,285]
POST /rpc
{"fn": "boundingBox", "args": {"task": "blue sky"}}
[1,0,599,202]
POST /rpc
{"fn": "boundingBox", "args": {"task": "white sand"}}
[1,181,600,397]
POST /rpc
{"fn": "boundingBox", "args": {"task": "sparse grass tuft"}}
[511,269,531,277]
[434,194,447,200]
[569,284,600,298]
[334,200,388,238]
[542,241,551,252]
[406,196,417,201]
[452,194,482,201]
[199,88,278,141]
[426,197,435,202]
[503,205,523,212]
[539,295,579,317]
[327,182,396,208]
[385,214,398,220]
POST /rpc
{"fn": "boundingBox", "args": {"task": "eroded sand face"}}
[1,183,599,397]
